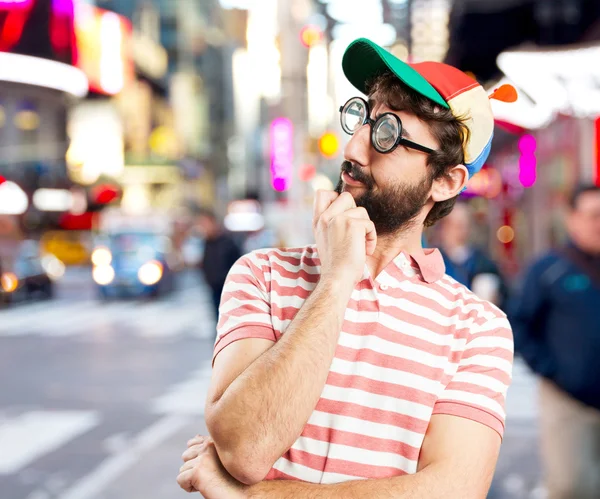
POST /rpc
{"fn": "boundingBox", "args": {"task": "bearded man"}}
[178,38,515,499]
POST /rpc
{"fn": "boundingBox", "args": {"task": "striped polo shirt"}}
[214,245,513,484]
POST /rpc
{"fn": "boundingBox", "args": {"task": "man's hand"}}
[313,190,377,286]
[177,435,246,499]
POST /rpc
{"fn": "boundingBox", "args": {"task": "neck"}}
[366,224,425,278]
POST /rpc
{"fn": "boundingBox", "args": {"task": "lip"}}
[342,171,366,187]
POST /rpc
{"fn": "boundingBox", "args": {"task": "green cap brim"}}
[342,38,449,109]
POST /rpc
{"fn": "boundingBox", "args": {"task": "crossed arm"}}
[178,280,503,497]
[179,413,502,498]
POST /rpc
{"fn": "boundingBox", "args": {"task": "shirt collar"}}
[393,248,446,283]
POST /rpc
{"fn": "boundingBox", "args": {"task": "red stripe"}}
[300,424,420,460]
[271,260,320,283]
[281,451,409,479]
[334,344,446,380]
[315,398,429,430]
[265,468,302,481]
[325,371,437,421]
[445,380,506,402]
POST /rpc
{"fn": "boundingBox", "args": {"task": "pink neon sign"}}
[518,134,537,188]
[269,117,293,192]
[0,0,33,7]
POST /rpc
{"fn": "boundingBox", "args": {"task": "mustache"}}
[341,161,374,188]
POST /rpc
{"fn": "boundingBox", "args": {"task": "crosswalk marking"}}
[0,411,100,474]
[0,289,216,339]
[151,363,213,415]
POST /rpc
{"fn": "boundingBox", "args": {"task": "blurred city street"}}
[0,267,541,499]
[0,268,216,499]
[1,0,600,497]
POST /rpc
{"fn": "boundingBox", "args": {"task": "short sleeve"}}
[213,252,277,364]
[433,316,514,438]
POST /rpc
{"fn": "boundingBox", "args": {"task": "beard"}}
[335,161,432,236]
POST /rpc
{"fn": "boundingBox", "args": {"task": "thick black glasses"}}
[339,97,436,155]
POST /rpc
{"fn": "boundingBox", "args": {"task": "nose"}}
[343,124,371,168]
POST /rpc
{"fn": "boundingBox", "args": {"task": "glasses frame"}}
[339,96,436,155]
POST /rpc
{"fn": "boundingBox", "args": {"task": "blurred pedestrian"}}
[178,38,515,498]
[439,202,508,308]
[195,208,242,323]
[509,184,600,499]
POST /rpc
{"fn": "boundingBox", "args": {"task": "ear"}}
[430,165,469,202]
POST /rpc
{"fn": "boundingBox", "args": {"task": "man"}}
[178,38,514,498]
[509,184,600,499]
[196,208,242,322]
[439,202,507,308]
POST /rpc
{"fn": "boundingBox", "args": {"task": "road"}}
[0,267,543,499]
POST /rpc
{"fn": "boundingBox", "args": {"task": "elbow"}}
[218,447,271,485]
[206,407,272,485]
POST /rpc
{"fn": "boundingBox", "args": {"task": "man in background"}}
[195,208,242,323]
[439,202,507,308]
[510,184,600,499]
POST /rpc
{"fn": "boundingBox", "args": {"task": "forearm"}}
[245,464,481,499]
[208,277,353,481]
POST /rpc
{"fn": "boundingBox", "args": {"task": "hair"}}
[194,206,217,220]
[568,184,600,210]
[366,72,470,227]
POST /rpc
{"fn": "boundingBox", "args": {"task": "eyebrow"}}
[367,97,413,139]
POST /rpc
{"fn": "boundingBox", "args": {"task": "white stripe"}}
[270,269,318,291]
[271,315,293,332]
[394,279,500,320]
[272,292,307,310]
[439,389,505,417]
[437,278,504,318]
[270,247,318,261]
[307,410,425,448]
[292,436,415,473]
[272,456,325,483]
[377,310,469,349]
[268,255,321,275]
[321,471,369,484]
[466,334,513,350]
[451,371,509,394]
[338,331,453,373]
[329,358,441,399]
[218,313,273,334]
[460,353,513,376]
[376,293,497,333]
[473,317,512,335]
[0,411,99,474]
[220,297,270,316]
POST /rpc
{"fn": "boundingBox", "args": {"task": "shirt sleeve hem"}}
[213,324,277,366]
[432,401,505,439]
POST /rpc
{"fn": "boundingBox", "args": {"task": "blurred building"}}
[0,0,88,236]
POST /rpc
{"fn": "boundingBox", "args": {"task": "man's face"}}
[335,100,437,236]
[440,203,471,248]
[567,190,600,254]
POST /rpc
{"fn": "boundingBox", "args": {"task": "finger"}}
[313,190,338,225]
[179,456,199,474]
[343,217,377,256]
[182,444,202,462]
[320,192,357,224]
[365,221,377,256]
[343,207,370,221]
[177,469,198,493]
[187,435,206,448]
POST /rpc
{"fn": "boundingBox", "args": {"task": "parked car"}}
[0,240,60,305]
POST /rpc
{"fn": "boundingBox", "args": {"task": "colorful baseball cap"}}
[342,38,516,177]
